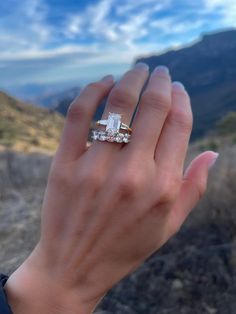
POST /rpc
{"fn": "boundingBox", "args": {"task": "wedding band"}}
[92,130,131,143]
[92,112,132,144]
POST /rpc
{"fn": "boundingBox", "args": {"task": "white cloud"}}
[204,0,236,26]
[1,0,236,90]
[64,0,168,51]
[0,0,51,53]
[150,17,205,35]
[116,0,170,16]
[65,0,115,39]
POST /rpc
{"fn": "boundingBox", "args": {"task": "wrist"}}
[4,250,101,314]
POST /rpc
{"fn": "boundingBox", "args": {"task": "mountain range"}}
[136,29,236,140]
[32,29,236,141]
[1,29,236,141]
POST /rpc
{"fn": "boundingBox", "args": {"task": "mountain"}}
[135,29,236,140]
[0,90,64,153]
[49,29,236,141]
[35,86,81,112]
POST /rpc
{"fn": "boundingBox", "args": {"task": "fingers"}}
[129,66,172,153]
[167,151,219,235]
[54,75,114,163]
[102,63,149,125]
[89,63,149,155]
[154,82,193,175]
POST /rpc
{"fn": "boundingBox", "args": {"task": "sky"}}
[0,0,236,95]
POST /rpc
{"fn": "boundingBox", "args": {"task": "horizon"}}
[1,0,236,98]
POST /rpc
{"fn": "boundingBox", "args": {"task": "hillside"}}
[0,91,65,153]
[135,29,236,140]
[35,86,81,113]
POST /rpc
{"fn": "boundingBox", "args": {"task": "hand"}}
[5,64,218,314]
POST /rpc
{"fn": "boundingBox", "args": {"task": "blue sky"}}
[0,0,236,94]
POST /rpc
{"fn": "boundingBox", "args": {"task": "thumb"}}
[168,151,219,234]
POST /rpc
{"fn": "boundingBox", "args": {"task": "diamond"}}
[123,134,130,143]
[106,113,121,134]
[92,130,99,140]
[115,134,124,143]
[98,131,106,141]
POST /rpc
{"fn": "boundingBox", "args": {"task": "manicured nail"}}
[153,65,169,74]
[172,81,185,91]
[134,62,149,71]
[208,152,219,170]
[101,75,114,83]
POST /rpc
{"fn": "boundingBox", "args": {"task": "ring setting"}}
[92,112,132,143]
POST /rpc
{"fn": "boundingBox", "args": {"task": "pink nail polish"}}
[208,152,219,170]
[172,81,185,91]
[153,65,169,74]
[134,62,149,71]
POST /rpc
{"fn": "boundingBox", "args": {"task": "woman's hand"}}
[5,64,218,314]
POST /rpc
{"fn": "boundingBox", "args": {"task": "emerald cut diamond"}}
[106,113,121,134]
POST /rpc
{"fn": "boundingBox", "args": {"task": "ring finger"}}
[89,63,149,158]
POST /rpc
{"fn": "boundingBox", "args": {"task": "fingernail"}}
[172,81,185,91]
[101,75,114,83]
[134,62,149,71]
[208,152,219,170]
[153,65,169,74]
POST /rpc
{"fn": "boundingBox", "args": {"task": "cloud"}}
[0,0,51,53]
[204,0,236,26]
[1,0,236,91]
[64,0,115,39]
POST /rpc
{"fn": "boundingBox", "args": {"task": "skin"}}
[4,64,218,314]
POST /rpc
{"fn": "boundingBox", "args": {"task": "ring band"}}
[93,112,132,144]
[92,130,131,143]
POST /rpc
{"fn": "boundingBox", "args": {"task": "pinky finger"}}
[167,151,219,235]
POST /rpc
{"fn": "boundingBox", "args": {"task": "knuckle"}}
[78,169,102,190]
[109,87,138,110]
[157,175,181,204]
[142,90,171,113]
[113,171,145,197]
[168,109,193,133]
[67,102,90,123]
[49,167,73,189]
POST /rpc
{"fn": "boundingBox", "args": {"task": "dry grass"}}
[0,91,65,153]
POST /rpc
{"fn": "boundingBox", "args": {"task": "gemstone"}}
[92,130,99,140]
[98,132,106,141]
[123,134,130,143]
[115,134,124,143]
[106,113,121,134]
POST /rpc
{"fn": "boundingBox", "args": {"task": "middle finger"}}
[128,66,172,155]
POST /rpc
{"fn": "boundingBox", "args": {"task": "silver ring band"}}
[92,130,130,143]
